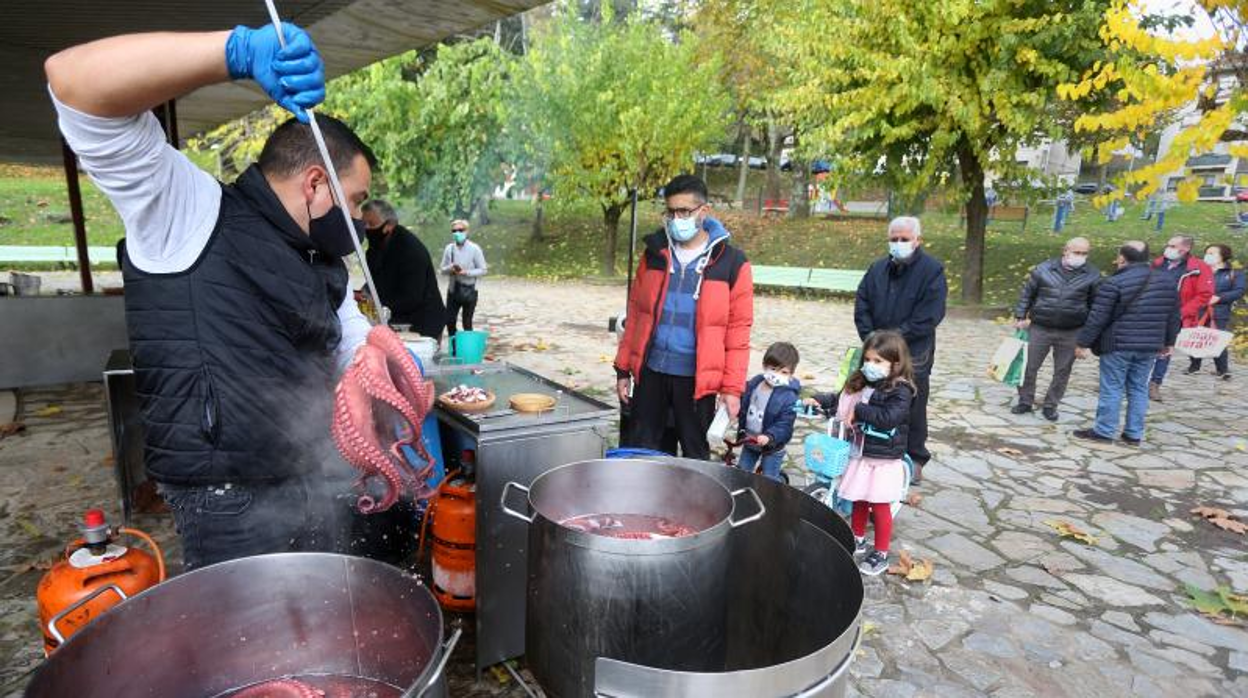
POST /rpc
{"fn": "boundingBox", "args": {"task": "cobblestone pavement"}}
[3,273,1246,697]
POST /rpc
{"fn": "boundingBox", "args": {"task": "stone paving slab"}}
[3,274,1246,697]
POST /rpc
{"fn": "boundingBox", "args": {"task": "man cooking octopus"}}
[46,23,437,570]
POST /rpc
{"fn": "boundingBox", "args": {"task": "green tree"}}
[324,38,513,221]
[516,8,732,275]
[764,0,1110,303]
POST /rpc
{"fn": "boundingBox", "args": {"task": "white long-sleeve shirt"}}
[440,240,488,286]
[50,87,370,370]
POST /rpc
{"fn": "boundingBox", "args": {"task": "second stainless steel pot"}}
[501,458,764,698]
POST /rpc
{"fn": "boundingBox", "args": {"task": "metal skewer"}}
[263,0,387,326]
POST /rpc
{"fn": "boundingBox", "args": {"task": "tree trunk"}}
[735,123,751,207]
[789,133,810,219]
[603,202,625,276]
[957,141,988,305]
[531,191,545,242]
[472,194,491,227]
[765,120,784,203]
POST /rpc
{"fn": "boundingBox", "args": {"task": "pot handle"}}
[728,487,766,527]
[48,583,128,644]
[500,481,536,523]
[407,626,463,698]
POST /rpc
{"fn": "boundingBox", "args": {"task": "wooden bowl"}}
[438,390,496,413]
[510,393,558,414]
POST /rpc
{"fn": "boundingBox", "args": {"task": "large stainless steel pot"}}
[26,553,458,698]
[501,458,765,698]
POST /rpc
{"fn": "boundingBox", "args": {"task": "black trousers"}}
[445,287,477,336]
[909,352,933,466]
[625,367,717,460]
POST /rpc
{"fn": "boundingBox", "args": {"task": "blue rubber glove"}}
[225,23,325,122]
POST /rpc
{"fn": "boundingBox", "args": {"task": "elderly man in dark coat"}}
[854,216,948,483]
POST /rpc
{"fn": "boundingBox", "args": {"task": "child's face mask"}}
[763,370,789,388]
[861,360,891,383]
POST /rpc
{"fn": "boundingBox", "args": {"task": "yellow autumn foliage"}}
[1061,1,1247,203]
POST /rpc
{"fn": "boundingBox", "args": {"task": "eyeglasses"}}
[451,229,467,234]
[663,205,705,220]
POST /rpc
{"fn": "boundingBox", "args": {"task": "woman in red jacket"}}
[1149,235,1213,401]
[613,175,754,459]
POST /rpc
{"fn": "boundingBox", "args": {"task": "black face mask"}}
[309,204,365,258]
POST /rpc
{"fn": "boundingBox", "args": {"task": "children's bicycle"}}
[722,431,791,485]
[796,403,912,518]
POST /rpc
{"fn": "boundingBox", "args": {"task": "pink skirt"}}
[836,456,906,504]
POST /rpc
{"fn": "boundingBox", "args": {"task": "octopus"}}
[331,325,437,513]
[560,513,697,539]
[229,678,324,698]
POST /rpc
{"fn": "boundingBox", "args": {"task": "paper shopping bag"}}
[988,331,1028,386]
[1175,326,1233,359]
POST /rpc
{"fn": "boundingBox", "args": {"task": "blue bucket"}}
[396,352,444,488]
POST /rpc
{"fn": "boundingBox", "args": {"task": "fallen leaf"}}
[997,447,1024,457]
[1191,506,1233,519]
[802,373,816,380]
[1044,520,1098,545]
[1191,506,1247,535]
[100,455,115,469]
[1210,517,1248,535]
[887,550,914,576]
[1185,583,1248,624]
[861,621,878,637]
[907,558,934,582]
[598,354,613,363]
[34,406,62,417]
[0,422,25,439]
[906,492,923,507]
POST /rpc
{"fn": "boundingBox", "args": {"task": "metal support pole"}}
[61,138,93,295]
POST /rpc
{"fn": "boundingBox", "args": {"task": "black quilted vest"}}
[122,165,348,485]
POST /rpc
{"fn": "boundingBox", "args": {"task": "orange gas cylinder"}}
[36,509,165,655]
[428,477,476,612]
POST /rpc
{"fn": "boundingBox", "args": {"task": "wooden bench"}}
[751,265,866,293]
[960,204,1029,231]
[760,198,790,217]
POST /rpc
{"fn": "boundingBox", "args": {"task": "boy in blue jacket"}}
[736,342,801,481]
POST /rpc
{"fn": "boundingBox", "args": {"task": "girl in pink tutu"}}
[804,331,915,576]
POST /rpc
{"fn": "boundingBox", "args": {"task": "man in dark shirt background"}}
[361,199,445,339]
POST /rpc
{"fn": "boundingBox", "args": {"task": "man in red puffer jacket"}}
[1148,235,1213,401]
[613,174,754,459]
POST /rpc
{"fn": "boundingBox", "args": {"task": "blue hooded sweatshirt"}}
[646,217,731,376]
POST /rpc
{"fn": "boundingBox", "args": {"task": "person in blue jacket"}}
[1187,244,1245,379]
[854,217,947,483]
[735,342,801,481]
[1074,241,1179,445]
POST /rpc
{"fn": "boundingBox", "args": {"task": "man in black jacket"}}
[362,199,445,339]
[1011,237,1099,421]
[1073,241,1179,446]
[854,216,948,482]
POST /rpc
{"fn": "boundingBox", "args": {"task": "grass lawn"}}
[5,163,1247,308]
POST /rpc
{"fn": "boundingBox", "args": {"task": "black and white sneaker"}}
[853,537,870,561]
[859,550,889,576]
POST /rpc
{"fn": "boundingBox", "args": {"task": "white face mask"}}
[1205,253,1221,266]
[888,240,915,261]
[763,370,788,388]
[1064,254,1087,269]
[861,361,890,383]
[1163,247,1183,261]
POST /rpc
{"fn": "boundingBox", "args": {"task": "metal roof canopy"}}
[0,0,544,164]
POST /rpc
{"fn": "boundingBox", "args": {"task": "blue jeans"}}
[737,446,785,482]
[1094,352,1157,441]
[1151,354,1171,385]
[1053,204,1071,232]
